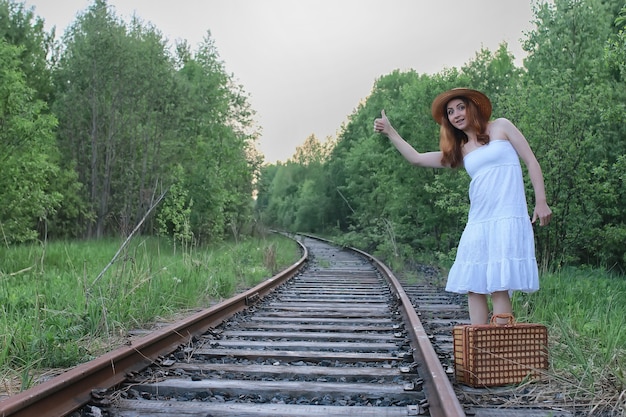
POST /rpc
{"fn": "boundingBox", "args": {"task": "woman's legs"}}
[491,290,512,323]
[468,292,489,324]
[468,291,512,324]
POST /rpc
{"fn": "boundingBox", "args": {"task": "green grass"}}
[512,267,626,410]
[0,234,301,392]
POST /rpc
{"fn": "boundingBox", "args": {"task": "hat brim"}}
[431,88,492,124]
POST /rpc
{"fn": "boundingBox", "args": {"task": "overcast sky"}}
[23,0,536,163]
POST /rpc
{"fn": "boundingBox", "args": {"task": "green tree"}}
[255,163,279,225]
[606,4,626,80]
[53,0,138,237]
[53,1,180,239]
[0,0,54,101]
[0,40,60,243]
[157,164,192,249]
[291,134,332,232]
[520,0,623,268]
[51,0,257,242]
[173,34,258,243]
[261,162,302,230]
[602,4,626,267]
[256,134,334,233]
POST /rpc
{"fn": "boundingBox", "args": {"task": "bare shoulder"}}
[487,118,519,140]
[490,117,513,126]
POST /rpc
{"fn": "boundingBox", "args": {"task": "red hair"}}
[438,97,490,168]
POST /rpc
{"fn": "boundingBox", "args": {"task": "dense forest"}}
[1,0,626,273]
[1,0,260,246]
[257,0,626,273]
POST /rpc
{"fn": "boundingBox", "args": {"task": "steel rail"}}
[0,241,307,417]
[350,246,466,417]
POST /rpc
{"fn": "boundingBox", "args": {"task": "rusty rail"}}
[350,246,466,417]
[0,241,307,417]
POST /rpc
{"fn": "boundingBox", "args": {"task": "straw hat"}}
[431,88,492,124]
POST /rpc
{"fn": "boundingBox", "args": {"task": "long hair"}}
[438,97,490,168]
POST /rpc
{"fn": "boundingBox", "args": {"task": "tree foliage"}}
[0,0,259,245]
[255,134,332,233]
[0,0,54,100]
[0,20,61,243]
[257,0,626,272]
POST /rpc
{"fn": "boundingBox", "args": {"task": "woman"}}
[373,88,552,325]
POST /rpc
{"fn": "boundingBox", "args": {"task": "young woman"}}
[374,88,552,324]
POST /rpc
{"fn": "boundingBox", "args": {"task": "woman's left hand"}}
[532,202,552,226]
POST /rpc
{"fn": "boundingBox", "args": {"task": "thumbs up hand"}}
[374,110,392,135]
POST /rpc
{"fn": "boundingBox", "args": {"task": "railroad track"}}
[0,235,464,417]
[99,236,463,416]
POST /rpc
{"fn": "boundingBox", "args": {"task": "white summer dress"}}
[445,139,539,295]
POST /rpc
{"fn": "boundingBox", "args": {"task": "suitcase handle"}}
[490,313,515,325]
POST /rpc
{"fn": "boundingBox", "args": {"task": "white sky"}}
[22,0,536,163]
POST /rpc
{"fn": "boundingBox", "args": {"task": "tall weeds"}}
[0,235,300,393]
[513,267,626,413]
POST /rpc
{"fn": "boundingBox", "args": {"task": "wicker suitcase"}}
[453,314,548,387]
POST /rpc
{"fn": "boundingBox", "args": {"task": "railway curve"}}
[0,235,464,417]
